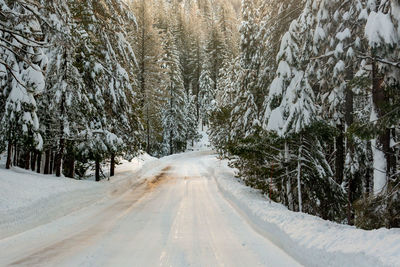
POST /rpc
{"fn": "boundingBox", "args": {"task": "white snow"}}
[365,11,398,47]
[336,28,351,41]
[0,153,155,239]
[277,60,291,78]
[333,60,345,77]
[212,156,400,267]
[266,107,284,134]
[371,139,387,195]
[0,152,399,266]
[313,26,326,43]
[186,124,212,151]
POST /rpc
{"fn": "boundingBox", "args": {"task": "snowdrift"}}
[210,156,400,267]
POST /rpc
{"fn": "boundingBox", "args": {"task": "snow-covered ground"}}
[211,157,400,267]
[0,151,399,266]
[0,153,156,239]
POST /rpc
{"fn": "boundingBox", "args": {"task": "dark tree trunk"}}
[196,42,201,122]
[146,107,150,154]
[31,152,36,172]
[18,149,22,168]
[44,150,50,175]
[335,124,344,185]
[110,153,115,177]
[55,137,64,177]
[36,152,42,174]
[13,143,17,166]
[68,157,75,178]
[169,130,173,155]
[63,150,75,178]
[6,140,12,169]
[345,67,354,225]
[372,59,391,188]
[24,151,30,170]
[391,129,397,176]
[95,158,101,182]
[49,151,54,174]
[17,149,22,168]
[55,91,66,177]
[366,140,373,196]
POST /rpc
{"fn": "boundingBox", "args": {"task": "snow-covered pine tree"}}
[199,61,215,127]
[131,0,166,155]
[230,0,261,140]
[0,0,47,170]
[209,57,240,153]
[354,0,400,228]
[161,29,187,155]
[263,17,301,211]
[68,0,139,180]
[364,0,400,196]
[311,0,371,224]
[264,0,346,217]
[186,5,204,121]
[183,89,199,146]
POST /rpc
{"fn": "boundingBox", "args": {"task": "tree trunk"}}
[110,153,115,177]
[44,150,50,175]
[372,59,389,194]
[335,124,345,185]
[146,106,150,154]
[24,151,30,170]
[95,158,101,182]
[297,137,303,213]
[13,143,17,166]
[31,152,36,172]
[64,152,75,178]
[345,69,355,225]
[55,90,66,177]
[55,137,64,177]
[36,152,42,174]
[18,149,23,168]
[49,151,54,174]
[391,129,397,177]
[285,141,293,211]
[6,140,12,169]
[170,130,173,155]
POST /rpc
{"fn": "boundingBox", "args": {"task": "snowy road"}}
[0,152,301,267]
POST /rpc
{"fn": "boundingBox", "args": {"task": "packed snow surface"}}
[1,152,399,266]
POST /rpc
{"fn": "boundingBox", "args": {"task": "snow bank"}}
[0,153,155,239]
[210,157,400,267]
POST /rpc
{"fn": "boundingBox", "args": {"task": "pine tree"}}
[0,0,47,170]
[161,29,186,155]
[199,62,215,126]
[132,0,166,155]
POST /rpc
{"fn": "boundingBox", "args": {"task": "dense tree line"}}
[0,0,238,180]
[210,0,400,229]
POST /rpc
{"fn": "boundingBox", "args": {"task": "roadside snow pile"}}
[0,153,155,239]
[212,157,400,267]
